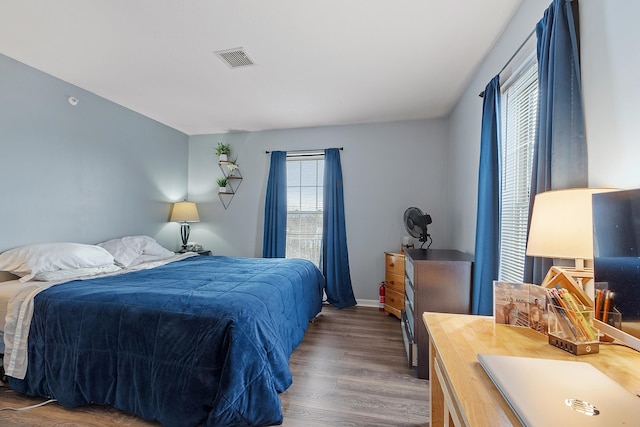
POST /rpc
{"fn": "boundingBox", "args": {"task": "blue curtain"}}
[471,76,501,315]
[524,0,587,284]
[262,151,287,258]
[322,148,356,309]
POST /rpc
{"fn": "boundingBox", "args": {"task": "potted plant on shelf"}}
[215,142,231,162]
[217,177,229,193]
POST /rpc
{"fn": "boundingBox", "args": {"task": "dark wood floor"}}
[0,305,429,426]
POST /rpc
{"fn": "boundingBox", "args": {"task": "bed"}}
[0,237,325,426]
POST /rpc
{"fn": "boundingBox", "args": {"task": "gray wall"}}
[0,54,189,251]
[447,0,640,254]
[580,0,640,188]
[187,120,449,303]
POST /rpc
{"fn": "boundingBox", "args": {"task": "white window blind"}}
[286,156,324,266]
[498,62,538,283]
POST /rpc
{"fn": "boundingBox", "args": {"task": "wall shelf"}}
[218,161,242,209]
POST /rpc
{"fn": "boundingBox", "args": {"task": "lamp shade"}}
[526,188,616,261]
[170,201,200,223]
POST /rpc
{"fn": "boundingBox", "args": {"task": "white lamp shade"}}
[526,188,617,261]
[170,201,200,223]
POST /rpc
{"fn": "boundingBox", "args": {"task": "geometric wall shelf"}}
[218,161,242,210]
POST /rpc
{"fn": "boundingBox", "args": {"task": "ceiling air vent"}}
[214,48,255,68]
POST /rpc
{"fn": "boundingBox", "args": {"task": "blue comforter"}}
[8,256,324,426]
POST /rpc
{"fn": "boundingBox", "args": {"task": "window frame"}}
[497,52,539,284]
[285,154,324,266]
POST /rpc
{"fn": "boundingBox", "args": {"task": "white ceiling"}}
[0,0,521,135]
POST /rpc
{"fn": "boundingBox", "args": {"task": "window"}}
[498,61,538,283]
[286,155,324,266]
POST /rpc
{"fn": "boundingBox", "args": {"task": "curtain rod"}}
[265,147,343,155]
[479,28,536,98]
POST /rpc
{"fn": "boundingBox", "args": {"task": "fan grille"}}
[403,207,431,242]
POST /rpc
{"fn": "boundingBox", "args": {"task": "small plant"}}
[215,142,231,157]
[226,161,239,173]
[216,177,228,187]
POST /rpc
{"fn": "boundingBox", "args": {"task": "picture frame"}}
[493,281,549,334]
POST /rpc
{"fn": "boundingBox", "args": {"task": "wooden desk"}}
[423,312,640,427]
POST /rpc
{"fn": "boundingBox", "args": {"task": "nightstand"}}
[178,250,212,256]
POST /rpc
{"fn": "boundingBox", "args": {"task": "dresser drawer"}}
[401,310,417,368]
[384,303,401,318]
[385,253,405,276]
[384,288,404,318]
[405,256,414,284]
[385,271,404,292]
[385,288,404,310]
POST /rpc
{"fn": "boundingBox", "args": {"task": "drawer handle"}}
[389,280,395,285]
[389,263,394,267]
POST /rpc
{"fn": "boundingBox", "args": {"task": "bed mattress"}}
[0,280,24,354]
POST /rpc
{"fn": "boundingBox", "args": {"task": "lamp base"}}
[540,266,594,307]
[180,223,190,250]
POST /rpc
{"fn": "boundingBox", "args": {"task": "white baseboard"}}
[356,299,380,308]
[321,299,382,308]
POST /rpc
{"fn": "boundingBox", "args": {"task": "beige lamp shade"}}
[526,188,617,263]
[170,201,200,223]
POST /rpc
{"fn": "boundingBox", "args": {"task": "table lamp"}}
[526,188,617,307]
[170,201,200,250]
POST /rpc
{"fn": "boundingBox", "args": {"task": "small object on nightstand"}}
[186,243,203,252]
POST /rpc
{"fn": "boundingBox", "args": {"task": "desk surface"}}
[423,312,640,427]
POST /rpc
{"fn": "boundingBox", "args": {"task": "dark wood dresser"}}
[402,248,473,379]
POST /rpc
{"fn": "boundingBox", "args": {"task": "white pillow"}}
[97,235,174,268]
[0,243,115,282]
[33,264,122,282]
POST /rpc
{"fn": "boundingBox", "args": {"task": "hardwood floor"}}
[281,305,429,426]
[0,305,429,426]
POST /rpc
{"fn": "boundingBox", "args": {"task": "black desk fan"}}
[403,207,432,249]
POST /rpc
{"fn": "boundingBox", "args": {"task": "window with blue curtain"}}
[473,0,587,313]
[263,148,356,308]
